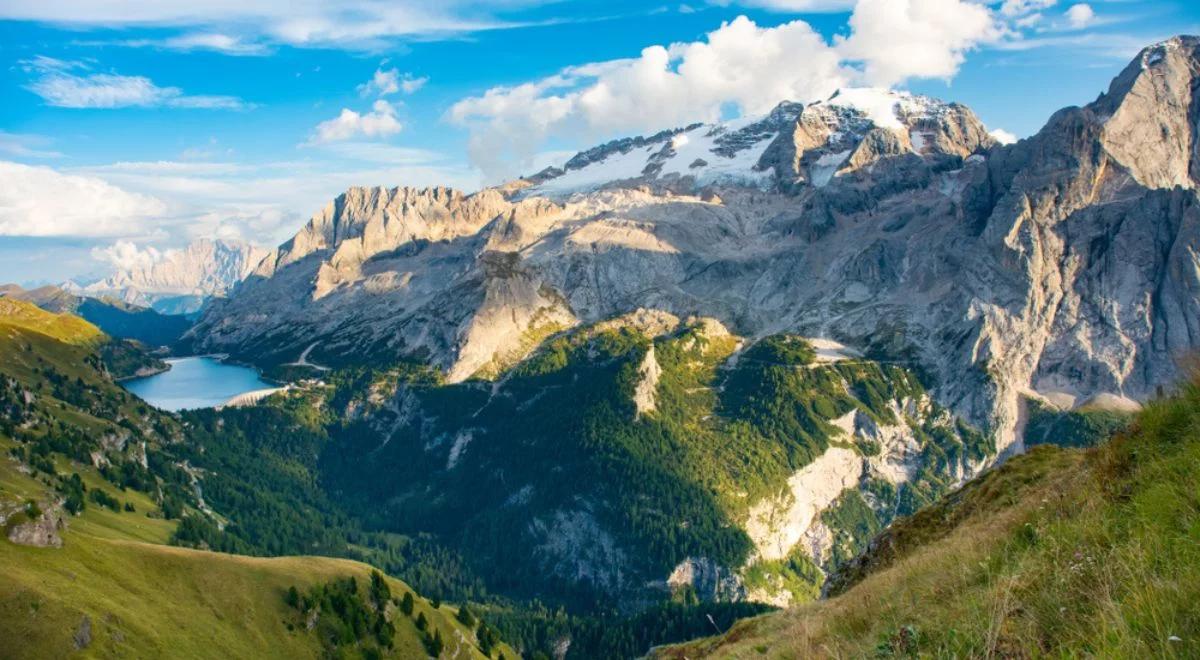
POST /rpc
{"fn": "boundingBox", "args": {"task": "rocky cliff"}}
[78,238,268,314]
[192,36,1200,459]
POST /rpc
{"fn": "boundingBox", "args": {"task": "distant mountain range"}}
[69,238,269,315]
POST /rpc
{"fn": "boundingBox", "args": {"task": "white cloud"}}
[163,32,268,54]
[23,58,250,109]
[0,1,535,50]
[450,16,848,179]
[65,156,481,250]
[836,0,1003,86]
[0,161,166,237]
[91,240,165,272]
[1000,0,1056,17]
[707,0,854,10]
[450,2,1003,180]
[358,67,428,97]
[0,131,63,159]
[310,100,404,143]
[989,128,1018,145]
[91,32,271,56]
[1064,3,1095,29]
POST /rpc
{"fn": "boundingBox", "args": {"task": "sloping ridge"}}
[654,374,1200,658]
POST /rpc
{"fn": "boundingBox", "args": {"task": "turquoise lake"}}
[122,357,274,411]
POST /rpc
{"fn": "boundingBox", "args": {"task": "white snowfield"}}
[526,87,947,198]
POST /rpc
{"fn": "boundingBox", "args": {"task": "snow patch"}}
[810,150,851,187]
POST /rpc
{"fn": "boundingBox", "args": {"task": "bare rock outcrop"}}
[7,504,67,548]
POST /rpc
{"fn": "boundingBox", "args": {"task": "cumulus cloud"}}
[310,100,404,143]
[22,57,250,109]
[836,0,1002,86]
[358,67,428,97]
[0,161,166,237]
[450,1,1003,180]
[989,128,1018,145]
[450,17,848,178]
[1064,3,1095,29]
[91,240,165,272]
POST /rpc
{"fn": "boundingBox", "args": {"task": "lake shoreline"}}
[120,356,280,412]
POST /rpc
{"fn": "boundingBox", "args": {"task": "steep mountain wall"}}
[192,36,1200,466]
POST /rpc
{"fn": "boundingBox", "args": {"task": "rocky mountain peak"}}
[260,185,513,279]
[77,238,268,313]
[519,87,992,199]
[192,36,1200,463]
[1087,35,1200,190]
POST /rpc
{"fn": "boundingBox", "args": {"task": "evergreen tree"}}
[456,604,475,628]
[401,591,414,616]
[369,570,391,610]
[424,627,444,657]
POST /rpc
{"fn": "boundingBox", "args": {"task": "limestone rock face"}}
[76,238,268,313]
[7,504,67,548]
[191,37,1200,457]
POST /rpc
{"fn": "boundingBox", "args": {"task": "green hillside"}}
[0,443,514,659]
[0,297,103,346]
[0,285,192,348]
[0,302,517,660]
[654,379,1200,658]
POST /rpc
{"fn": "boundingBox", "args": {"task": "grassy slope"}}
[0,298,102,346]
[0,301,516,659]
[0,285,192,348]
[656,380,1200,658]
[1,418,513,660]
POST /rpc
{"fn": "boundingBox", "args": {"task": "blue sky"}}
[0,0,1197,284]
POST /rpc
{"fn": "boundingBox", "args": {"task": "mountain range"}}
[192,36,1200,460]
[176,35,1200,618]
[71,238,268,315]
[3,33,1200,660]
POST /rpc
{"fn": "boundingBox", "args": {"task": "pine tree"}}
[401,591,414,616]
[285,585,300,609]
[456,604,475,627]
[416,612,428,631]
[435,628,444,654]
[369,570,391,610]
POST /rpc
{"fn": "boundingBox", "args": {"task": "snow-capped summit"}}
[521,88,994,198]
